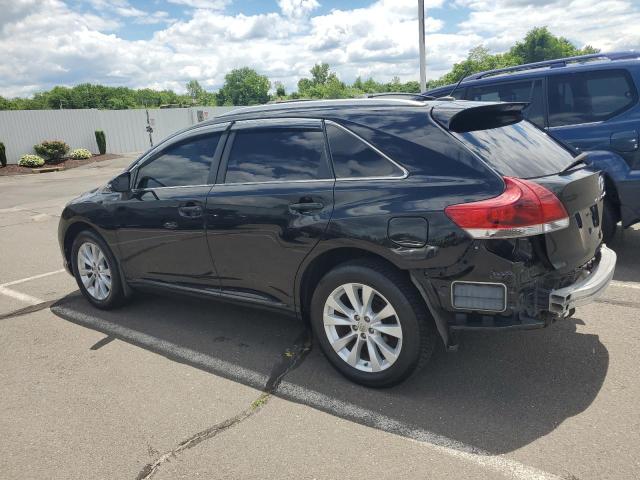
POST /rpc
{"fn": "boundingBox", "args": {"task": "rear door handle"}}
[289,202,324,213]
[178,204,203,218]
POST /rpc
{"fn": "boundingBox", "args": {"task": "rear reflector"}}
[444,177,569,239]
[452,281,507,312]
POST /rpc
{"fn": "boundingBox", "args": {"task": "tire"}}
[601,199,618,244]
[71,230,126,309]
[310,259,436,387]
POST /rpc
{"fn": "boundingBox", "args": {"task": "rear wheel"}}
[71,230,126,309]
[310,260,436,387]
[601,199,618,244]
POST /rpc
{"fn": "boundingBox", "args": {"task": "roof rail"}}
[365,92,435,101]
[463,51,640,81]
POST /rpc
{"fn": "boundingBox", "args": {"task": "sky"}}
[1,0,639,98]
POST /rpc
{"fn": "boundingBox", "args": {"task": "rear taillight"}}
[444,177,569,239]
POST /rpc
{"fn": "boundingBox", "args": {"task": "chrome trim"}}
[549,245,616,316]
[325,120,409,181]
[216,178,335,187]
[131,184,214,193]
[450,280,508,313]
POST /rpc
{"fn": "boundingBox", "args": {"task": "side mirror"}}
[109,171,131,192]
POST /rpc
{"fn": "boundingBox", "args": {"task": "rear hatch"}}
[432,101,604,272]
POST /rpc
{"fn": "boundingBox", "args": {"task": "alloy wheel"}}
[323,282,403,373]
[77,241,112,301]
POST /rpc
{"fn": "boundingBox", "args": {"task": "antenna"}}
[447,74,466,99]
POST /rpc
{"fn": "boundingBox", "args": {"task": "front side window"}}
[326,123,404,178]
[224,128,330,183]
[136,134,220,189]
[548,69,638,127]
[467,80,544,127]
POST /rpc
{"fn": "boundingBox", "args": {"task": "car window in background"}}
[224,128,330,183]
[454,120,574,178]
[467,80,545,127]
[326,123,404,178]
[136,134,220,189]
[548,69,638,127]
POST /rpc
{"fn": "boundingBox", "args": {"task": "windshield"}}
[454,121,575,178]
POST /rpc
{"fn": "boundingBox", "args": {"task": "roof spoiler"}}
[432,102,528,133]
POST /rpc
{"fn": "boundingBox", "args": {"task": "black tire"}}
[71,230,126,310]
[310,259,436,388]
[601,199,618,244]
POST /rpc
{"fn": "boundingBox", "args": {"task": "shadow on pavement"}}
[51,290,608,455]
[609,226,640,283]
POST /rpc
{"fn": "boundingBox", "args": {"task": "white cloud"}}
[0,0,639,98]
[166,0,230,9]
[278,0,320,19]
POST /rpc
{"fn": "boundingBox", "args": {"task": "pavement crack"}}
[135,326,312,480]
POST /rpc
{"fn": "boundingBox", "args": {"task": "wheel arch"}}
[62,220,132,298]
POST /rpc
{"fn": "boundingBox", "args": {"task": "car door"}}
[205,118,335,308]
[115,124,228,288]
[546,69,640,167]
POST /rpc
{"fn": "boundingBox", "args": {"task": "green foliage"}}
[95,131,106,155]
[218,68,270,106]
[433,26,601,86]
[34,140,70,163]
[0,142,6,167]
[70,148,92,159]
[511,27,598,64]
[274,81,286,98]
[19,154,45,168]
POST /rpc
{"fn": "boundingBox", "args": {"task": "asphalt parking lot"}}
[1,156,639,480]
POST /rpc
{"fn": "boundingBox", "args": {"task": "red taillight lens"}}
[444,177,569,239]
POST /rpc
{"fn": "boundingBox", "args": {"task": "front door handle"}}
[178,204,203,218]
[289,202,324,213]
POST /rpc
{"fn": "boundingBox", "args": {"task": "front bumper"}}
[548,245,616,316]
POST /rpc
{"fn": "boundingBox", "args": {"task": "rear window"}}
[454,121,575,178]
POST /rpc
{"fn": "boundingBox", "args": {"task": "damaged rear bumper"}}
[548,245,616,316]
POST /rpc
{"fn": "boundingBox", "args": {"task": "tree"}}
[310,63,331,85]
[511,27,598,64]
[186,80,206,104]
[274,81,286,98]
[218,68,270,105]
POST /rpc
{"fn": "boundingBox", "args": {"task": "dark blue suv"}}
[426,52,640,242]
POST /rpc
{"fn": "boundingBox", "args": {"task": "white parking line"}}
[52,304,561,480]
[0,286,43,305]
[0,269,66,288]
[610,280,640,290]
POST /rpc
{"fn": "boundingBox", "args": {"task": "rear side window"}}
[224,128,330,183]
[136,133,220,189]
[467,80,545,127]
[454,121,574,178]
[326,123,404,178]
[548,69,637,127]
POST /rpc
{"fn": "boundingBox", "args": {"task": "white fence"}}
[0,106,237,164]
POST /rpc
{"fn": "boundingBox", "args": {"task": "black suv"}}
[58,98,616,387]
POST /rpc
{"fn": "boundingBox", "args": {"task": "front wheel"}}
[310,260,436,387]
[71,230,126,309]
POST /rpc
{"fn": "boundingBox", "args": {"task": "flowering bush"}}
[34,140,69,163]
[70,148,92,159]
[19,154,45,168]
